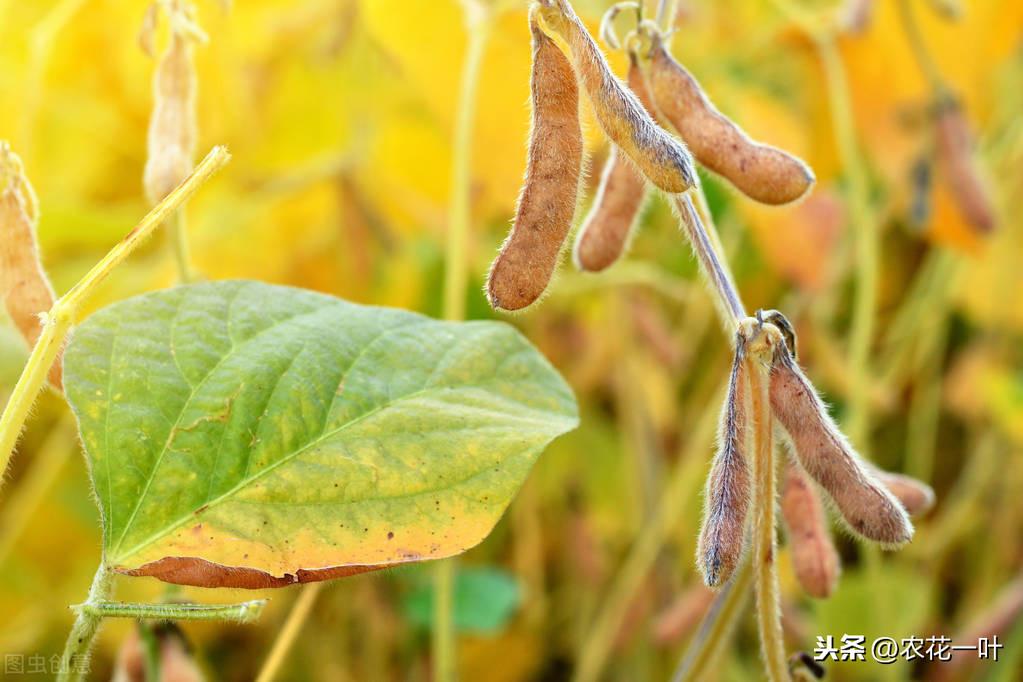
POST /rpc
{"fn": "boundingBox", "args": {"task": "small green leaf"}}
[403,566,522,635]
[64,281,577,588]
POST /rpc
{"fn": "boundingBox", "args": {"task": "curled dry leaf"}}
[487,9,583,312]
[780,460,840,599]
[144,19,198,205]
[536,0,696,194]
[934,97,995,234]
[697,330,751,587]
[0,143,61,389]
[769,345,913,547]
[573,52,651,273]
[647,33,814,205]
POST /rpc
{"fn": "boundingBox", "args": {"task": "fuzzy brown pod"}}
[573,53,651,273]
[144,26,198,205]
[697,331,751,587]
[536,0,695,194]
[769,346,913,546]
[934,97,995,233]
[647,33,815,205]
[780,461,840,599]
[0,144,61,389]
[486,10,583,312]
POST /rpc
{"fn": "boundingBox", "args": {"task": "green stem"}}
[169,209,195,283]
[75,599,266,622]
[433,560,457,682]
[0,146,229,489]
[433,7,492,681]
[442,7,491,325]
[57,564,114,682]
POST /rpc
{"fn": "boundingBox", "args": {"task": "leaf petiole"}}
[73,599,267,623]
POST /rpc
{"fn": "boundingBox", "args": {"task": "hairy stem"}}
[747,355,787,681]
[673,192,746,329]
[76,599,266,622]
[255,582,324,682]
[0,146,229,488]
[57,564,113,682]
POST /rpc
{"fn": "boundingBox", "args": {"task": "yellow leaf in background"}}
[360,0,530,219]
[362,110,451,233]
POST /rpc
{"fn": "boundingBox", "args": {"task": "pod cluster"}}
[487,0,816,311]
[697,311,935,592]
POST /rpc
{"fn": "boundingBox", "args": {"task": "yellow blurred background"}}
[1,0,1021,680]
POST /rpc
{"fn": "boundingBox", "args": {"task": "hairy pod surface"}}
[769,347,913,546]
[935,99,995,233]
[780,461,840,599]
[487,13,583,312]
[536,0,695,193]
[697,332,751,587]
[144,30,198,205]
[573,54,652,272]
[647,34,814,205]
[0,146,61,389]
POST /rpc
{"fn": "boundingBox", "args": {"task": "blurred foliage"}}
[0,0,1021,680]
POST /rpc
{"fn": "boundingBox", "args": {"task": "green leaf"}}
[64,280,577,588]
[403,566,522,635]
